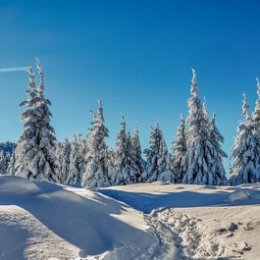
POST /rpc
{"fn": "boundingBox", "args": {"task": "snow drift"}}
[0,176,156,260]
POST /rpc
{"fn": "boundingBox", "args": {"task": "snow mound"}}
[0,176,158,260]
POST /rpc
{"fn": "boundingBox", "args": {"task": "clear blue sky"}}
[0,0,260,169]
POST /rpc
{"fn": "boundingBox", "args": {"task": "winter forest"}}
[1,60,260,188]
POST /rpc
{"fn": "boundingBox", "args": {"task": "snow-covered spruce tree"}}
[182,69,227,185]
[131,127,144,182]
[14,66,41,179]
[203,98,227,184]
[250,77,260,180]
[171,115,187,183]
[107,147,115,183]
[230,92,260,184]
[111,117,140,185]
[252,78,260,124]
[77,134,88,182]
[208,113,227,184]
[56,138,71,183]
[81,101,110,188]
[111,116,128,185]
[15,60,60,181]
[66,134,87,185]
[143,123,174,183]
[66,135,80,185]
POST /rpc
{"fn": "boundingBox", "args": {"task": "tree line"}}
[1,60,260,187]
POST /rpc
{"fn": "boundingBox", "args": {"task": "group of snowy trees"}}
[230,79,260,185]
[143,69,227,185]
[2,61,260,187]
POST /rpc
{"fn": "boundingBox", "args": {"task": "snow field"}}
[0,177,260,260]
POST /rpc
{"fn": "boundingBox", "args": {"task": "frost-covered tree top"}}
[20,66,39,119]
[88,100,109,151]
[190,68,199,97]
[186,69,205,137]
[252,78,260,123]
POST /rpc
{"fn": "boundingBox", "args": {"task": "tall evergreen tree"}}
[250,77,260,178]
[208,113,227,184]
[81,101,110,187]
[106,147,116,183]
[66,134,86,185]
[131,127,144,182]
[56,138,71,183]
[35,59,60,181]
[111,116,128,185]
[203,99,227,184]
[171,115,187,183]
[182,69,226,185]
[252,78,260,123]
[14,66,40,179]
[111,117,139,185]
[230,92,260,184]
[14,60,59,181]
[143,123,173,183]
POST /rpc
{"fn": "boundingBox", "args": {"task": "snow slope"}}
[102,182,260,259]
[0,176,158,260]
[0,177,260,260]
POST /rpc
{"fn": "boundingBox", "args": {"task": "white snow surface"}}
[0,176,155,260]
[1,177,260,260]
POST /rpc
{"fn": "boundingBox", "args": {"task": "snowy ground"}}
[102,183,260,259]
[0,177,259,260]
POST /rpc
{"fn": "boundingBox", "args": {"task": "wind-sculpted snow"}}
[0,176,158,260]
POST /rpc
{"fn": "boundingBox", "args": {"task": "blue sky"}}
[0,0,260,168]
